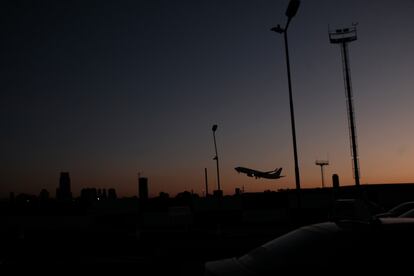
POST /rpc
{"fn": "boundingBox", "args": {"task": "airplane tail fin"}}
[276,168,282,175]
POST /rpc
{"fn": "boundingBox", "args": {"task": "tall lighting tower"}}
[329,25,361,187]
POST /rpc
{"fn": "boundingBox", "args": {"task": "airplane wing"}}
[264,168,279,174]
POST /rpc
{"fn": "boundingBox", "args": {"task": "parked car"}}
[205,217,414,275]
[373,201,414,218]
[330,198,374,220]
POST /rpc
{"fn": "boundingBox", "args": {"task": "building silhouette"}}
[139,177,148,200]
[39,189,50,201]
[56,172,72,201]
[102,188,107,200]
[108,188,117,200]
[9,192,15,203]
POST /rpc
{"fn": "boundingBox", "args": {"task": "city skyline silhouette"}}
[2,0,414,199]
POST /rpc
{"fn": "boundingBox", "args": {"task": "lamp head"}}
[212,124,218,132]
[271,24,284,34]
[285,0,300,19]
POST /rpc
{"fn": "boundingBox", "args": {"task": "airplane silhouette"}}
[234,167,284,179]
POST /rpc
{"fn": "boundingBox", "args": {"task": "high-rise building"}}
[139,177,148,200]
[108,188,117,200]
[56,172,72,201]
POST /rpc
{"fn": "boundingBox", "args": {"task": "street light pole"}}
[212,124,221,192]
[271,0,301,208]
[283,27,301,197]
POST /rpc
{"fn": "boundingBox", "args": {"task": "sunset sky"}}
[2,0,414,197]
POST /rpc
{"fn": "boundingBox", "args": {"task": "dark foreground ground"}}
[0,213,300,275]
[3,184,414,274]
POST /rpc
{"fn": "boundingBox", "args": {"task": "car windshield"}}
[398,209,414,218]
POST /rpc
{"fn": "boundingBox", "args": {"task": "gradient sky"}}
[1,0,414,197]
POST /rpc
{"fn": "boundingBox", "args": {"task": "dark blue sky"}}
[1,0,414,197]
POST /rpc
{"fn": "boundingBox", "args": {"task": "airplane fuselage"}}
[235,167,284,179]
